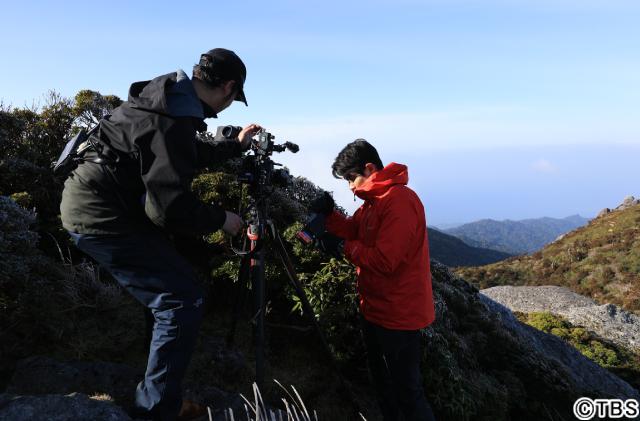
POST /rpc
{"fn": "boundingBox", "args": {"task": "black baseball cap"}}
[199,48,248,106]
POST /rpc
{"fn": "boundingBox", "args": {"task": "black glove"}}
[310,192,335,216]
[316,232,344,258]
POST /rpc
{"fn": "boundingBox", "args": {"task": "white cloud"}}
[260,106,637,213]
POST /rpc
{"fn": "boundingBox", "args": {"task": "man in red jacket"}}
[312,139,437,421]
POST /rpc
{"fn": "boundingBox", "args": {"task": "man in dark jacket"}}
[60,48,259,421]
[313,139,437,421]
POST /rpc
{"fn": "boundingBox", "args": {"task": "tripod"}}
[221,129,361,416]
[226,197,339,392]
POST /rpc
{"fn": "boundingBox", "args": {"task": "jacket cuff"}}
[324,210,341,226]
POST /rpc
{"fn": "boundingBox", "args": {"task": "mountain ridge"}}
[445,214,591,255]
[456,199,640,316]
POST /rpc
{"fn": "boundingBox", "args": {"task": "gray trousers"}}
[69,230,205,421]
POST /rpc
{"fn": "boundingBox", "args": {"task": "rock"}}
[566,304,640,350]
[6,356,142,411]
[551,232,567,243]
[480,285,640,351]
[597,196,640,218]
[0,392,132,421]
[479,296,640,402]
[616,195,640,211]
[198,337,247,384]
[427,262,640,420]
[6,346,247,419]
[480,285,597,313]
[183,384,245,415]
[597,208,611,218]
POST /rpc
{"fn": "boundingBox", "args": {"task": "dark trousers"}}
[69,230,205,421]
[361,318,437,421]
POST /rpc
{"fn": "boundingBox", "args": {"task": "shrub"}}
[0,195,142,376]
[521,312,636,374]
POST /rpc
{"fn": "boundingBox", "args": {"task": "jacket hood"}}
[127,69,207,119]
[354,162,409,201]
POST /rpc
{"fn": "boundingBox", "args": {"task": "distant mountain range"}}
[456,200,640,315]
[427,228,512,267]
[443,214,590,255]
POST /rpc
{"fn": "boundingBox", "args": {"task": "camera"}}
[221,125,242,139]
[218,125,299,194]
[253,130,299,156]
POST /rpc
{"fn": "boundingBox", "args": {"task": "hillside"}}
[2,207,638,420]
[445,214,590,255]
[427,228,512,267]
[456,201,640,315]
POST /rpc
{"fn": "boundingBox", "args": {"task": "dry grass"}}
[215,380,367,421]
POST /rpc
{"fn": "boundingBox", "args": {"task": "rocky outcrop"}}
[597,195,639,218]
[424,262,640,420]
[480,285,640,351]
[0,392,132,421]
[5,356,142,411]
[2,351,247,421]
[616,196,640,211]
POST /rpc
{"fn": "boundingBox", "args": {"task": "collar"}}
[200,100,218,119]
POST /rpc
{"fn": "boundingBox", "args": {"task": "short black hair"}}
[331,139,384,179]
[192,63,226,89]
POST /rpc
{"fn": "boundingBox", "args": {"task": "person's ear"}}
[364,162,378,176]
[222,80,236,97]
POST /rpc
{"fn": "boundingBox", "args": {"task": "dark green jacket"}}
[60,70,242,235]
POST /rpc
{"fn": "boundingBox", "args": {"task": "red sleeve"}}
[325,209,360,240]
[343,193,419,275]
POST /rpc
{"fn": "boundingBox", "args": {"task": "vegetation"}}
[456,206,640,315]
[515,311,640,390]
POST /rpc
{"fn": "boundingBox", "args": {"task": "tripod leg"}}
[271,225,363,415]
[226,254,251,346]
[251,242,266,392]
[271,230,335,363]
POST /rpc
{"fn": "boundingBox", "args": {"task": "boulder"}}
[0,392,131,421]
[616,195,640,211]
[6,356,142,411]
[479,295,639,403]
[424,262,640,420]
[481,285,640,351]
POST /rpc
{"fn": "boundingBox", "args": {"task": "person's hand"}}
[238,123,263,151]
[222,211,244,236]
[310,192,335,216]
[317,233,344,258]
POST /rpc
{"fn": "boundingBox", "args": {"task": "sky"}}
[1,0,639,226]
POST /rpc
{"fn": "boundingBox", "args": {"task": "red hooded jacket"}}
[325,163,435,330]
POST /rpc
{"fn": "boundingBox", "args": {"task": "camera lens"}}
[222,125,242,139]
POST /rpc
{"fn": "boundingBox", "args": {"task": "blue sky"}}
[1,0,639,226]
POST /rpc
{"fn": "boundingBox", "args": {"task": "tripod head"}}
[237,128,298,200]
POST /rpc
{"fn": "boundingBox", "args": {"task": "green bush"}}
[519,312,639,378]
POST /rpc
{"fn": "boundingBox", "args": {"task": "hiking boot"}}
[177,400,208,421]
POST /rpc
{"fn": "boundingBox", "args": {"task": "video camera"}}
[217,125,299,193]
[218,125,342,257]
